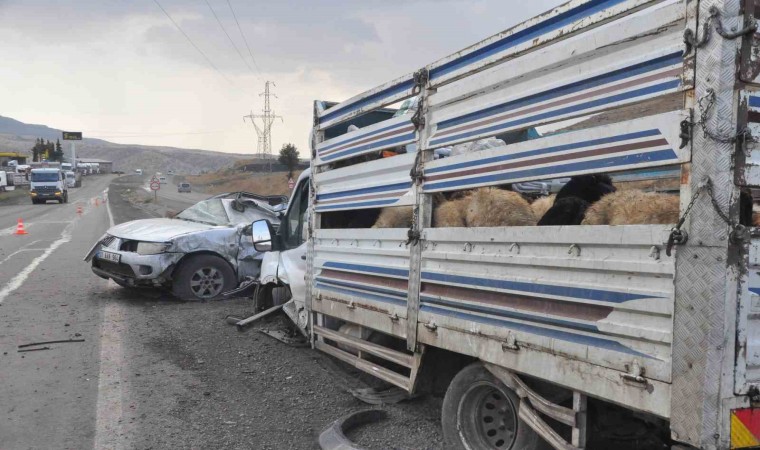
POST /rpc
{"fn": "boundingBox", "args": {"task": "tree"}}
[31,138,45,162]
[52,139,64,162]
[278,143,299,178]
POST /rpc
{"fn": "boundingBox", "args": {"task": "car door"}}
[276,177,309,303]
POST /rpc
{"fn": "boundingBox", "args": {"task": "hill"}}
[0,115,249,174]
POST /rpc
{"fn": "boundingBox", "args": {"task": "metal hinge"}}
[501,331,519,352]
[620,360,648,386]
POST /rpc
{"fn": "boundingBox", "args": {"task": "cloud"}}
[0,0,566,155]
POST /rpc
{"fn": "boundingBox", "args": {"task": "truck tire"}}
[441,362,544,450]
[172,254,236,301]
[63,192,68,203]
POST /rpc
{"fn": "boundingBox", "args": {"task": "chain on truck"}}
[249,0,760,448]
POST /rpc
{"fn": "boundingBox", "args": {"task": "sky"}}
[0,0,564,156]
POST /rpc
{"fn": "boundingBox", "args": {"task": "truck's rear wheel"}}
[172,254,235,301]
[442,363,543,450]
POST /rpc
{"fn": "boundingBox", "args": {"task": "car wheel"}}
[63,193,68,203]
[441,363,545,450]
[172,254,235,301]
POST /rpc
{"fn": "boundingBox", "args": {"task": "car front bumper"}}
[89,248,183,287]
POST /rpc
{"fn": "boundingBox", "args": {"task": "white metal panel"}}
[315,115,415,166]
[314,152,416,212]
[736,238,760,393]
[316,0,668,129]
[427,0,667,88]
[425,30,685,149]
[423,111,688,193]
[419,225,676,383]
[312,228,410,320]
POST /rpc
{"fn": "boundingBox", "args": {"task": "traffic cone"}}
[94,197,100,207]
[15,218,28,235]
[76,204,83,215]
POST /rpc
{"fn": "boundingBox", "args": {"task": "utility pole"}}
[243,81,283,171]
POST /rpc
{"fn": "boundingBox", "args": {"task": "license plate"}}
[97,250,121,263]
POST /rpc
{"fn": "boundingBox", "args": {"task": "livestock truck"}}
[248,0,760,448]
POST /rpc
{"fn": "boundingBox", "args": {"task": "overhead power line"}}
[226,0,263,76]
[203,0,260,81]
[152,0,236,87]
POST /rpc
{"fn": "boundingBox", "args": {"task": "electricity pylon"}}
[243,81,283,171]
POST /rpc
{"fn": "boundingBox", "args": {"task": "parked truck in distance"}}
[30,167,68,204]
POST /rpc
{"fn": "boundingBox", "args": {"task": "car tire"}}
[172,254,236,301]
[63,193,68,203]
[441,362,546,450]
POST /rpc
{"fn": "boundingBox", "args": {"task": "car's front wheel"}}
[172,254,235,301]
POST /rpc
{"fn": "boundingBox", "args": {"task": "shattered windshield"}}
[176,198,229,226]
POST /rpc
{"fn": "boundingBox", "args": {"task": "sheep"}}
[433,196,470,227]
[465,187,536,227]
[537,197,590,226]
[538,174,616,225]
[530,194,556,221]
[372,206,413,228]
[581,190,679,225]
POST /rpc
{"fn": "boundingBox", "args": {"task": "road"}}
[0,175,443,450]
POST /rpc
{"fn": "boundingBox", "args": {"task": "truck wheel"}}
[441,363,543,450]
[172,254,235,301]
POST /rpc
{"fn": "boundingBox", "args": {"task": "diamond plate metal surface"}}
[671,0,742,447]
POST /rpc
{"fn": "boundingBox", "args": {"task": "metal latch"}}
[423,321,437,332]
[620,360,647,386]
[501,331,519,352]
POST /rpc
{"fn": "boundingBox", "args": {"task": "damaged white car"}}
[84,192,287,300]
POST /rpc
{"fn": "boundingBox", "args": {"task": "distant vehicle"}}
[61,162,72,172]
[134,169,143,175]
[0,171,7,192]
[30,168,68,204]
[92,163,100,174]
[168,170,175,175]
[64,171,77,188]
[178,182,191,193]
[84,192,288,301]
[159,176,167,185]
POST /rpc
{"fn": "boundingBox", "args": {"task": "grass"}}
[0,188,28,203]
[186,170,302,196]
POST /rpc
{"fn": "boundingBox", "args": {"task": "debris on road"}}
[348,386,413,406]
[225,304,283,332]
[17,347,51,353]
[318,409,387,450]
[18,338,85,348]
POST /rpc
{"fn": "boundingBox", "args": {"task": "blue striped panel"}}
[315,199,400,211]
[421,304,654,359]
[319,120,411,153]
[425,129,661,175]
[317,181,412,201]
[436,52,681,131]
[423,149,678,192]
[319,0,637,124]
[323,261,409,278]
[319,80,415,124]
[749,287,760,295]
[316,276,408,300]
[750,96,760,109]
[320,132,416,162]
[421,295,599,333]
[430,0,631,79]
[430,79,681,146]
[316,282,407,307]
[421,271,663,303]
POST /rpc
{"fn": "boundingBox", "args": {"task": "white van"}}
[65,171,76,188]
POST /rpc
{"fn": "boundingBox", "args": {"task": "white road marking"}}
[0,239,43,266]
[94,187,126,450]
[0,224,73,304]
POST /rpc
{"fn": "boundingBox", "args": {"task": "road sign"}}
[150,180,160,191]
[288,178,295,189]
[62,131,82,141]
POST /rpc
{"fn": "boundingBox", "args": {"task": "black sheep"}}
[537,174,616,226]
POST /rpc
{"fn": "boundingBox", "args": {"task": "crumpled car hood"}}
[107,218,223,242]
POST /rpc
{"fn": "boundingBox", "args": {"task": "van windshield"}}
[31,172,59,182]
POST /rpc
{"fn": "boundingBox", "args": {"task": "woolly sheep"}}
[530,195,556,222]
[465,187,536,227]
[581,190,679,225]
[372,206,413,228]
[537,197,590,226]
[538,174,616,225]
[433,196,470,227]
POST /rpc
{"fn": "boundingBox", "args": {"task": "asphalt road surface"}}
[0,175,444,450]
